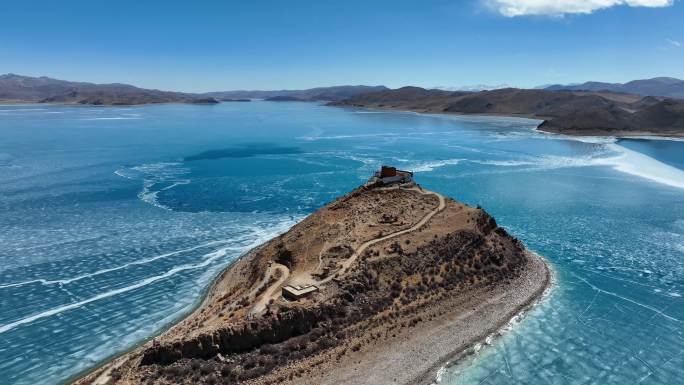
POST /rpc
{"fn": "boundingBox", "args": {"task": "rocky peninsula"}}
[73,169,551,385]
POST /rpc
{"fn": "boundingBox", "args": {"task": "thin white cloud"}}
[667,38,682,47]
[486,0,674,17]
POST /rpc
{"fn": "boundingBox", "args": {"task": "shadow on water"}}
[184,143,302,161]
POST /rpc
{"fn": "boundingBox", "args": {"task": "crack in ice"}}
[572,273,680,323]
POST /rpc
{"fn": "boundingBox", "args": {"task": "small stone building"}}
[282,285,319,300]
[374,165,413,185]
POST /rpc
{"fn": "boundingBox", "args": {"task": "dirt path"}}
[317,241,329,271]
[316,187,445,285]
[250,186,445,313]
[248,262,281,299]
[250,263,289,314]
[91,356,127,385]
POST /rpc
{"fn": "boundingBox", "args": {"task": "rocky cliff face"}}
[141,305,329,365]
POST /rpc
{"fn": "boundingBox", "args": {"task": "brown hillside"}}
[74,177,550,385]
[330,86,684,136]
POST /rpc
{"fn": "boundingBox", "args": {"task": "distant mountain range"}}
[434,84,512,92]
[545,77,684,99]
[0,73,218,105]
[330,86,684,137]
[202,85,388,102]
[2,73,683,136]
[0,74,386,105]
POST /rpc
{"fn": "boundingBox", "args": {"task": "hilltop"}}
[74,170,550,385]
[330,86,684,137]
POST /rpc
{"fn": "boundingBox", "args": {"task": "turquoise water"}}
[0,102,682,385]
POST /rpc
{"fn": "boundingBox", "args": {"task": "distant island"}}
[73,168,551,385]
[330,84,684,137]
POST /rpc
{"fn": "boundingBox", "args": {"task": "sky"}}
[1,0,683,92]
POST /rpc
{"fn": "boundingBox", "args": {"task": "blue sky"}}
[1,0,682,92]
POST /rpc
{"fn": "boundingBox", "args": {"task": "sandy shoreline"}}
[535,126,684,140]
[289,250,553,385]
[415,251,554,385]
[339,104,684,140]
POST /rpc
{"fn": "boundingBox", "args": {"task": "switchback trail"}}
[250,186,445,312]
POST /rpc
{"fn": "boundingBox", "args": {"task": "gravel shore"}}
[297,250,553,385]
